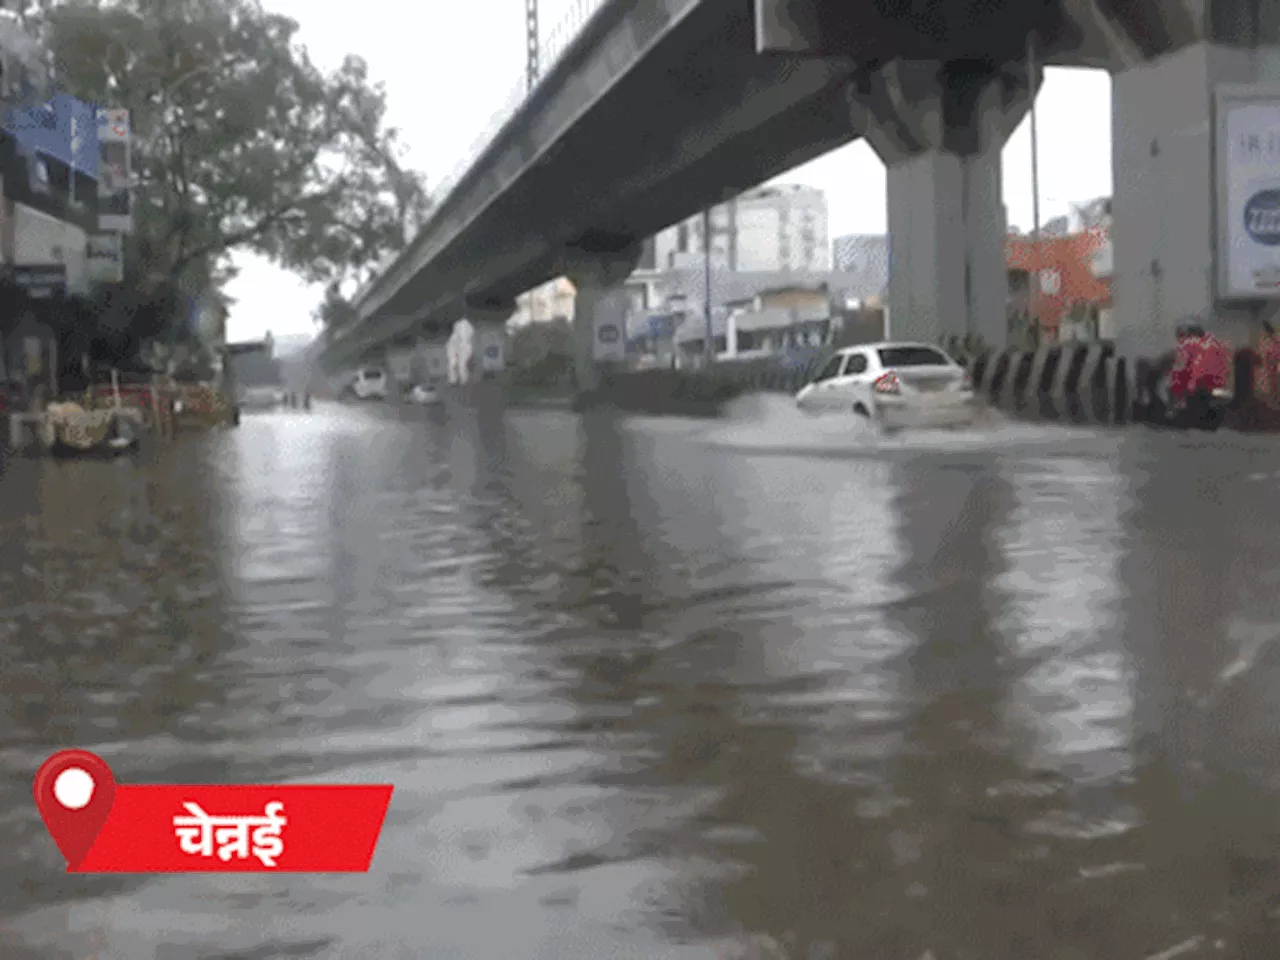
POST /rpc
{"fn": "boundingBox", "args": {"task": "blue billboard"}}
[4,92,98,178]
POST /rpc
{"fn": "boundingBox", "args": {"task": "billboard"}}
[591,290,627,362]
[96,107,132,233]
[4,93,98,176]
[420,343,447,380]
[475,324,505,374]
[10,263,66,298]
[86,231,123,283]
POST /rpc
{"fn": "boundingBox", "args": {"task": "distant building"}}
[224,338,281,389]
[652,184,831,273]
[511,276,576,326]
[1006,222,1111,342]
[621,269,872,368]
[831,234,888,299]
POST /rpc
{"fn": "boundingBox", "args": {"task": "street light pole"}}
[526,0,539,93]
[703,206,713,366]
[1027,33,1043,346]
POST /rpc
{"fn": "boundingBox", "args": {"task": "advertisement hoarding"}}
[86,232,123,283]
[1217,87,1280,298]
[4,94,97,176]
[420,344,447,379]
[96,107,132,233]
[10,263,67,298]
[591,290,627,363]
[475,325,505,374]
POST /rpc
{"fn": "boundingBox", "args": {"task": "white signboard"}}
[471,324,505,374]
[86,232,123,283]
[1218,89,1280,298]
[421,344,447,379]
[592,290,627,363]
[96,107,133,233]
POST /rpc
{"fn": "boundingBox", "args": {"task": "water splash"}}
[698,393,1113,459]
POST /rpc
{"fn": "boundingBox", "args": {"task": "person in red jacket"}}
[1168,325,1199,404]
[1169,323,1233,406]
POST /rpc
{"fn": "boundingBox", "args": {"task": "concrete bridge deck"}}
[324,0,1280,375]
[321,0,1137,370]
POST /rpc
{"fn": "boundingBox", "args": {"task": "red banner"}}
[34,750,393,873]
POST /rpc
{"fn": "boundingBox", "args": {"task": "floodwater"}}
[4,395,1280,958]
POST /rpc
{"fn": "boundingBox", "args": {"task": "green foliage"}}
[28,0,428,333]
[508,318,575,388]
[313,281,357,331]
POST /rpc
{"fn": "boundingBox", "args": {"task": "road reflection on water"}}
[3,398,1280,958]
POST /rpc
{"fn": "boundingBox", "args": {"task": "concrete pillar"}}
[849,60,1038,347]
[1110,41,1280,356]
[463,303,513,380]
[562,247,641,394]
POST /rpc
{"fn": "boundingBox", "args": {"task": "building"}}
[831,234,889,299]
[622,269,871,367]
[511,276,576,326]
[224,336,282,390]
[1005,200,1112,342]
[652,184,831,273]
[0,20,109,391]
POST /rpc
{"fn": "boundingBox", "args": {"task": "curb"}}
[942,337,1280,431]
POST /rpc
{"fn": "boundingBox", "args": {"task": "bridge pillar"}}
[562,248,641,394]
[1109,39,1280,355]
[849,60,1039,347]
[463,303,514,381]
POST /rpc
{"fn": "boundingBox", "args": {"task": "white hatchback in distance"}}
[795,342,978,429]
[344,367,389,401]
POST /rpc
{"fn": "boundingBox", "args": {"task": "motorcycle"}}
[1150,335,1233,431]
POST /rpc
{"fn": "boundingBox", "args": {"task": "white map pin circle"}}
[53,767,95,810]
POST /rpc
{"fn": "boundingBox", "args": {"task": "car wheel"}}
[852,402,870,418]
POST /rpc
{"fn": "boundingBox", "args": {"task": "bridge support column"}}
[563,248,640,395]
[1110,39,1280,356]
[463,303,514,381]
[849,61,1039,347]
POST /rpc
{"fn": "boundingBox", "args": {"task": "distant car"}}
[409,383,442,405]
[794,341,977,430]
[341,367,389,402]
[238,385,286,409]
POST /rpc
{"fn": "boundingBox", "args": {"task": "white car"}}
[795,341,978,429]
[344,367,389,401]
[409,383,442,405]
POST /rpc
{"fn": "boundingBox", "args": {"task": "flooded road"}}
[4,397,1280,958]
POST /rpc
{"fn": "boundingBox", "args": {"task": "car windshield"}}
[877,346,950,368]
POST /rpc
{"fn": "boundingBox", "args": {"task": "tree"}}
[508,318,575,388]
[25,0,429,344]
[313,280,358,331]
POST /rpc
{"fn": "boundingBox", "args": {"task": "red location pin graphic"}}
[33,750,117,870]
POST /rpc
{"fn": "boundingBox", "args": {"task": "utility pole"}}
[526,0,539,93]
[703,207,713,366]
[1027,33,1042,347]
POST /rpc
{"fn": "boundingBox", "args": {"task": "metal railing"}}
[346,0,610,317]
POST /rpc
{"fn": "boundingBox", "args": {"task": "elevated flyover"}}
[325,0,1278,378]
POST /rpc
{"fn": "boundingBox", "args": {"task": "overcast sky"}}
[223,0,1114,342]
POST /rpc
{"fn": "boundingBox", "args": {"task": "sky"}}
[223,0,1114,342]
